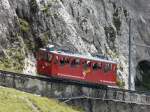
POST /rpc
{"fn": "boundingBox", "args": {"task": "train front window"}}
[38,51,43,60]
[38,51,47,61]
[38,51,53,62]
[42,52,48,61]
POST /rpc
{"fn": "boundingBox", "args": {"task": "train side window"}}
[87,61,91,67]
[60,57,66,65]
[65,57,70,64]
[113,65,117,72]
[103,63,111,73]
[82,61,91,75]
[103,64,107,73]
[92,63,101,71]
[71,58,80,67]
[47,54,53,62]
[99,62,102,69]
[83,61,91,69]
[54,56,58,64]
[108,64,112,71]
[110,64,113,70]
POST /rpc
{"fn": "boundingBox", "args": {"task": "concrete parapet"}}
[116,91,124,101]
[0,71,150,106]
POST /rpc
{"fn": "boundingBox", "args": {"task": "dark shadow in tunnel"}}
[135,60,150,90]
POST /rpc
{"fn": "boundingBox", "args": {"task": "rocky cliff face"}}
[0,0,150,90]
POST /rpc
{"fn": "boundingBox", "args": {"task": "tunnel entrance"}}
[135,60,150,90]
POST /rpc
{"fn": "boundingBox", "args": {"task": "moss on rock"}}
[116,78,125,88]
[30,0,39,13]
[0,48,25,73]
[19,18,30,33]
[113,7,122,34]
[104,26,117,52]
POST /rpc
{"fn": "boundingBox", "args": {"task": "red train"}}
[36,46,117,86]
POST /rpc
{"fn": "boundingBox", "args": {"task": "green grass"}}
[0,87,83,112]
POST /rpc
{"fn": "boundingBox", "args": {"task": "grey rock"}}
[0,0,150,90]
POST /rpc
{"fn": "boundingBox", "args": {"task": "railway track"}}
[0,70,150,105]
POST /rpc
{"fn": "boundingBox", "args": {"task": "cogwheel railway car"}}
[36,45,117,86]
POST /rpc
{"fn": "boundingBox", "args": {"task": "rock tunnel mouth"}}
[135,60,150,90]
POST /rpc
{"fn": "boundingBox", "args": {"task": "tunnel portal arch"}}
[135,59,150,90]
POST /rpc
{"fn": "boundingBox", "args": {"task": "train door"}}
[51,55,59,75]
[101,62,116,85]
[111,63,117,83]
[56,55,71,77]
[53,55,67,75]
[86,61,102,83]
[37,50,53,75]
[46,52,53,75]
[69,58,82,79]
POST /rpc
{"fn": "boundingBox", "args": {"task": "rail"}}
[0,70,150,105]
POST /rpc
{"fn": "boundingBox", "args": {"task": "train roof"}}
[40,48,117,64]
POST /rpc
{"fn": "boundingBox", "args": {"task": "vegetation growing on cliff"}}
[116,78,125,88]
[104,26,117,52]
[0,47,25,73]
[19,18,30,33]
[113,7,122,34]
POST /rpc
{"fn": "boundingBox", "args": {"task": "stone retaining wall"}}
[0,72,150,112]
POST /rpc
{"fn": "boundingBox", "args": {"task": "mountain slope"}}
[0,86,83,112]
[0,0,150,89]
